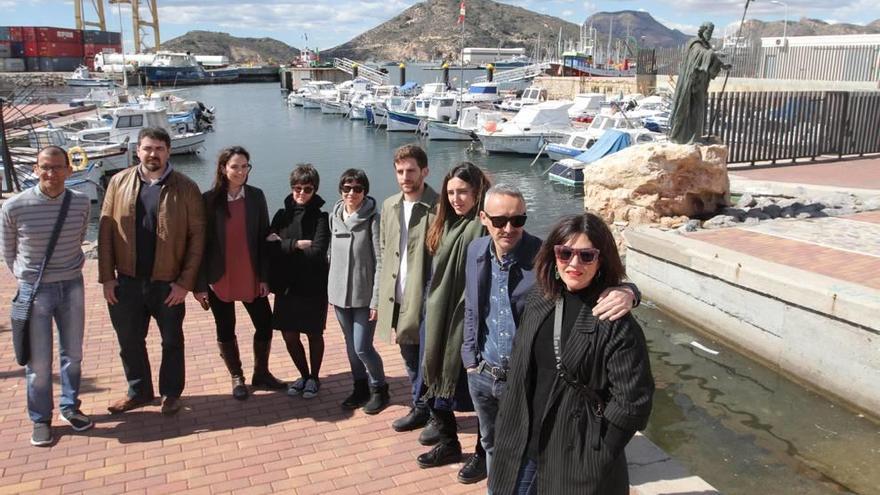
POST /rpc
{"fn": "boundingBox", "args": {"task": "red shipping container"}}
[22,27,36,42]
[83,43,120,57]
[84,56,95,70]
[9,27,23,41]
[34,27,82,45]
[23,40,38,57]
[37,41,83,57]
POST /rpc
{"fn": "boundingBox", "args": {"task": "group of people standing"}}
[3,126,655,494]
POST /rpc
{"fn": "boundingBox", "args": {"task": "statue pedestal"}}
[582,142,730,225]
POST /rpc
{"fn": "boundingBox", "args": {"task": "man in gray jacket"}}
[375,144,437,432]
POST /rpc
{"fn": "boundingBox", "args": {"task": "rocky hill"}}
[741,17,880,38]
[585,10,691,48]
[158,31,299,64]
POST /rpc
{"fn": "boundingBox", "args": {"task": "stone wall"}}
[0,72,68,90]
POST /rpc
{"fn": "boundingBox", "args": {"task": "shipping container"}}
[22,27,36,42]
[34,27,82,44]
[0,27,9,42]
[83,30,122,45]
[0,41,24,58]
[24,40,37,57]
[9,27,23,41]
[36,41,84,58]
[23,56,82,72]
[83,42,122,58]
[0,58,26,72]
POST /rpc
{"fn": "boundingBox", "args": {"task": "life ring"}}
[483,120,497,133]
[67,146,89,171]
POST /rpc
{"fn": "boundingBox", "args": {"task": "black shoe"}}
[392,406,430,432]
[457,452,487,484]
[341,379,370,410]
[59,409,94,432]
[418,416,442,446]
[30,422,52,447]
[416,442,462,468]
[363,383,390,415]
[251,371,286,390]
[232,375,249,401]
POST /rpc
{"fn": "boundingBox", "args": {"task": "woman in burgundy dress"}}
[195,146,285,400]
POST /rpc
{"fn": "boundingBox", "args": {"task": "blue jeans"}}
[398,343,425,409]
[515,457,538,495]
[24,276,85,424]
[467,365,508,476]
[334,306,385,387]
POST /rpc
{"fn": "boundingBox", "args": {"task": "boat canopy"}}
[512,101,573,127]
[399,81,419,92]
[573,130,631,163]
[468,83,498,94]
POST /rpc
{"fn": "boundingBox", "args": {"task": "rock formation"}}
[582,142,730,224]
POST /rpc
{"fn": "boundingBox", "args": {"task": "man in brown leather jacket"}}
[98,127,205,416]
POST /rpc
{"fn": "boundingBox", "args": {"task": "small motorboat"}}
[65,66,116,87]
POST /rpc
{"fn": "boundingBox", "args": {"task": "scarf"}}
[422,214,485,399]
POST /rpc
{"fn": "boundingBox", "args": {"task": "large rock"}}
[582,142,730,224]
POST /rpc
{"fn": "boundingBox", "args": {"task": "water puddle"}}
[637,303,879,495]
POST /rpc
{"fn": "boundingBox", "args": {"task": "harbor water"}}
[74,82,880,494]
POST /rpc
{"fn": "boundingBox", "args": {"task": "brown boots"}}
[218,340,249,400]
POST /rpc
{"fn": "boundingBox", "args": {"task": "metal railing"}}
[640,44,880,82]
[332,58,389,86]
[706,90,880,165]
[472,62,551,83]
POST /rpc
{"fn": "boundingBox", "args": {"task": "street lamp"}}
[770,0,788,44]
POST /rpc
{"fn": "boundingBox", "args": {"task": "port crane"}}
[73,0,160,52]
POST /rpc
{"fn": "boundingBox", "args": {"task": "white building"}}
[757,34,880,81]
[462,47,526,65]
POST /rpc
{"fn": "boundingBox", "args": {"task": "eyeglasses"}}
[36,165,69,173]
[554,245,600,264]
[341,184,364,194]
[292,185,314,194]
[227,163,252,172]
[485,214,527,228]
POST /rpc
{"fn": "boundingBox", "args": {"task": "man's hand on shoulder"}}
[593,286,636,321]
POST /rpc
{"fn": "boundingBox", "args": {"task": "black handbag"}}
[10,190,72,366]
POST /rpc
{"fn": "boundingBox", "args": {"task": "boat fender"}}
[176,124,188,135]
[68,147,89,172]
[484,120,497,133]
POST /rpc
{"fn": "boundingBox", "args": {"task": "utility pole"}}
[74,0,107,31]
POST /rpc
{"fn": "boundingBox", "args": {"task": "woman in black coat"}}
[195,146,286,400]
[267,163,330,400]
[490,213,654,495]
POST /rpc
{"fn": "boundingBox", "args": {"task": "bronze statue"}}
[668,22,729,144]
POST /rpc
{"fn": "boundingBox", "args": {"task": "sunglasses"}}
[292,185,314,194]
[485,214,527,228]
[341,184,364,194]
[554,245,600,264]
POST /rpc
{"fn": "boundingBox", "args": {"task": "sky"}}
[4,0,879,52]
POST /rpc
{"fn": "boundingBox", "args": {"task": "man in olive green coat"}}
[374,144,438,432]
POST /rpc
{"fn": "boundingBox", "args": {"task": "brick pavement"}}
[688,211,880,290]
[729,156,880,189]
[0,261,486,495]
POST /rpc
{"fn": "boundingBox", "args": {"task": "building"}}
[462,47,526,65]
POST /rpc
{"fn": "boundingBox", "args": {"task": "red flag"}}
[458,1,466,24]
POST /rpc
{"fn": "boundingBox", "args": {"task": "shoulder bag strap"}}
[32,190,73,291]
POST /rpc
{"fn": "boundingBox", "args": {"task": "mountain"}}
[324,0,582,61]
[324,1,693,61]
[584,10,691,48]
[741,17,880,38]
[159,31,299,64]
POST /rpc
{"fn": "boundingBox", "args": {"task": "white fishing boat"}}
[387,98,421,132]
[298,81,338,109]
[70,106,205,157]
[548,130,632,186]
[545,112,666,161]
[568,93,605,122]
[475,101,573,155]
[427,106,504,141]
[497,86,547,112]
[64,66,116,87]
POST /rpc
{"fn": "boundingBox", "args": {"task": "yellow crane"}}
[73,0,160,53]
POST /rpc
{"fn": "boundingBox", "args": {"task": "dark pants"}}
[108,276,185,399]
[207,289,273,343]
[394,302,426,409]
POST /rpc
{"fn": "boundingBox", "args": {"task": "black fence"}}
[706,90,880,165]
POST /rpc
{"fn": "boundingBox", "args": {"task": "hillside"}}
[585,10,691,48]
[741,17,880,38]
[159,31,299,64]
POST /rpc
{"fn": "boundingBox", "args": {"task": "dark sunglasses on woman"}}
[341,185,364,194]
[485,214,527,228]
[554,245,600,264]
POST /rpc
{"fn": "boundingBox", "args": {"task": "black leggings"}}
[282,331,324,380]
[208,288,273,343]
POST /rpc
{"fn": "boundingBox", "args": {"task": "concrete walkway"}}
[729,156,880,200]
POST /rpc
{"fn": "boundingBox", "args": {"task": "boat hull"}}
[427,121,474,141]
[545,143,584,161]
[476,133,548,155]
[320,101,347,115]
[65,78,114,87]
[547,161,584,186]
[387,110,420,132]
[170,133,206,155]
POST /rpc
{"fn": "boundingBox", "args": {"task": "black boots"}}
[417,441,462,468]
[218,340,249,400]
[392,406,430,432]
[341,379,370,409]
[251,338,286,390]
[457,451,487,484]
[363,383,390,415]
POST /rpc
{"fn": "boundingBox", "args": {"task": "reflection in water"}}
[80,84,877,494]
[638,303,877,495]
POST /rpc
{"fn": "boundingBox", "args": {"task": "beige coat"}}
[375,185,438,345]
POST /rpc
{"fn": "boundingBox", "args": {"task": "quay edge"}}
[624,225,880,420]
